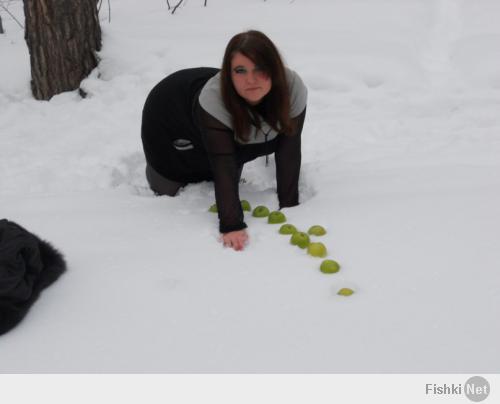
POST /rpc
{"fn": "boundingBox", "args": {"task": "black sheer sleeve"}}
[196,105,247,234]
[275,107,306,209]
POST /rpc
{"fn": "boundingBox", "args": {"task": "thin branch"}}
[0,3,24,29]
[97,0,111,23]
[167,0,206,14]
[171,0,184,14]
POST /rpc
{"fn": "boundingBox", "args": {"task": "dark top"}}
[195,101,306,233]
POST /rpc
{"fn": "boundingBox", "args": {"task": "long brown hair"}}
[220,30,294,142]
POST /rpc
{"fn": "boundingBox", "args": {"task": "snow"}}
[1,0,499,372]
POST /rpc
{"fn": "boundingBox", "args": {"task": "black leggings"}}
[145,162,244,197]
[145,163,185,196]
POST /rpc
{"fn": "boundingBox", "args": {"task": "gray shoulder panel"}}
[285,67,308,118]
[198,72,233,129]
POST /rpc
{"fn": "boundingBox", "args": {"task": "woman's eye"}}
[234,68,247,74]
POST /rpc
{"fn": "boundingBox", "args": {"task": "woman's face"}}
[230,52,272,105]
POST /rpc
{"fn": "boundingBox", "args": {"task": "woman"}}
[141,30,307,251]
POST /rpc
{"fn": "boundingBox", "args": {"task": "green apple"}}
[290,232,310,249]
[268,211,286,224]
[308,225,327,236]
[279,224,297,235]
[208,203,217,213]
[252,205,270,218]
[241,200,251,212]
[320,260,340,274]
[337,288,354,296]
[307,242,328,258]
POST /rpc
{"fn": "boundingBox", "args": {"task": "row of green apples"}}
[209,200,354,296]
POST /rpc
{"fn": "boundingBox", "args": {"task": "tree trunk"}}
[0,14,4,34]
[23,0,102,100]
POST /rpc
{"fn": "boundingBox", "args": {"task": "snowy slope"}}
[1,0,499,372]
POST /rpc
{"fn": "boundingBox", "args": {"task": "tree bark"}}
[23,0,102,100]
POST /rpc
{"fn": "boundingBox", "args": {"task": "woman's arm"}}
[196,104,247,234]
[275,107,307,208]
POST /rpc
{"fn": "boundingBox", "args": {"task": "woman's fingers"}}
[222,234,234,249]
[221,230,248,251]
[236,232,248,250]
[230,235,242,251]
[234,237,245,251]
[223,236,232,248]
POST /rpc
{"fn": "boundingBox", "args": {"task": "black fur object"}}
[0,219,67,336]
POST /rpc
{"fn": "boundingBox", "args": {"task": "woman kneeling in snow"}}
[141,30,307,251]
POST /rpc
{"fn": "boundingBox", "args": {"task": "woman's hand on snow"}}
[221,229,248,251]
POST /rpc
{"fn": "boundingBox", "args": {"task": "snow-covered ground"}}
[1,0,499,372]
